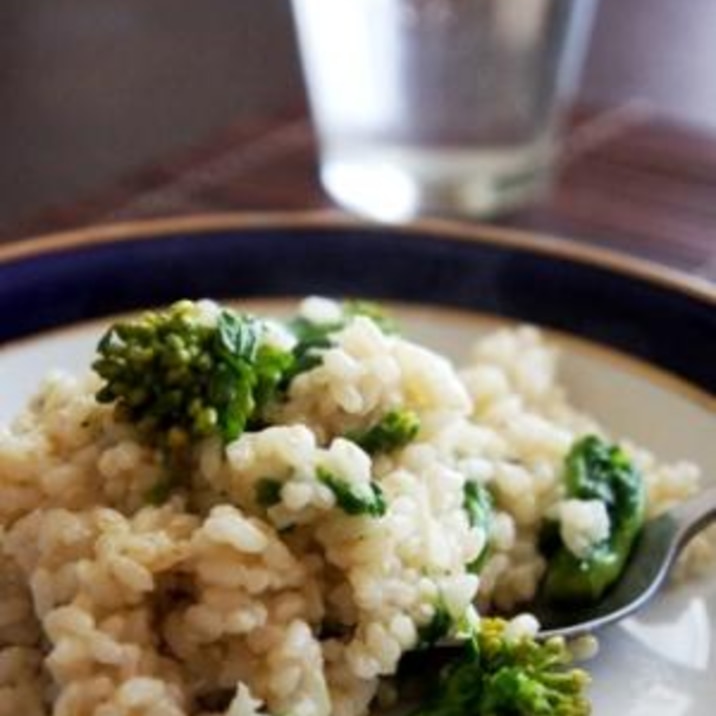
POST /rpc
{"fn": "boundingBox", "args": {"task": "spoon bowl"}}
[529,484,716,639]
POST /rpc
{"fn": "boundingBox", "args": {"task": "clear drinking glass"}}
[291,0,597,221]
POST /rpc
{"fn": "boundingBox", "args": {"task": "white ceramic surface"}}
[1,300,714,715]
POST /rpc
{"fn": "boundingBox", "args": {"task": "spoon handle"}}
[670,483,716,554]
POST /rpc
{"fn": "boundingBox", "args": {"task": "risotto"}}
[0,297,711,716]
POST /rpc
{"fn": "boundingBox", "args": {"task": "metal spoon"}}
[528,484,716,639]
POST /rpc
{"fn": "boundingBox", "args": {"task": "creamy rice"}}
[0,299,711,716]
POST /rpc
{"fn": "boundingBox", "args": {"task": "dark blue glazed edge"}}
[1,219,714,394]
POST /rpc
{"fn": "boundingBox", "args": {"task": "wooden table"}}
[1,0,716,285]
[4,108,716,285]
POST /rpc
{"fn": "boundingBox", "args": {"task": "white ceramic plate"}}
[1,300,714,715]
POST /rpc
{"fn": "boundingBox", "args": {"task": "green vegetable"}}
[346,409,420,455]
[417,602,453,648]
[279,317,333,389]
[342,300,399,334]
[255,478,283,508]
[317,466,387,517]
[93,301,292,446]
[284,300,398,384]
[408,618,590,716]
[542,435,646,605]
[249,345,295,426]
[463,481,493,574]
[289,299,396,350]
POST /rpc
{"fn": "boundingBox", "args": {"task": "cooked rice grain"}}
[0,302,712,715]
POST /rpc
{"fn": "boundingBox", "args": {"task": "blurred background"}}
[2,0,715,231]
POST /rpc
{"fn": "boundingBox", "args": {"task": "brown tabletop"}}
[4,107,716,285]
[1,0,716,285]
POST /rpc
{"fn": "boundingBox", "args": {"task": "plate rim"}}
[1,211,714,308]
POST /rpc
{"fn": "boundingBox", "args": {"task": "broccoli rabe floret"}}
[409,618,590,716]
[289,299,396,348]
[462,481,493,574]
[93,301,292,446]
[416,601,453,648]
[342,300,399,334]
[346,409,420,456]
[541,435,646,605]
[285,299,398,383]
[317,466,387,517]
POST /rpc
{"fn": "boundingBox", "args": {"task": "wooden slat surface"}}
[3,107,716,283]
[2,0,716,284]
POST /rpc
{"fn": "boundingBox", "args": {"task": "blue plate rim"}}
[1,211,714,309]
[1,211,713,400]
